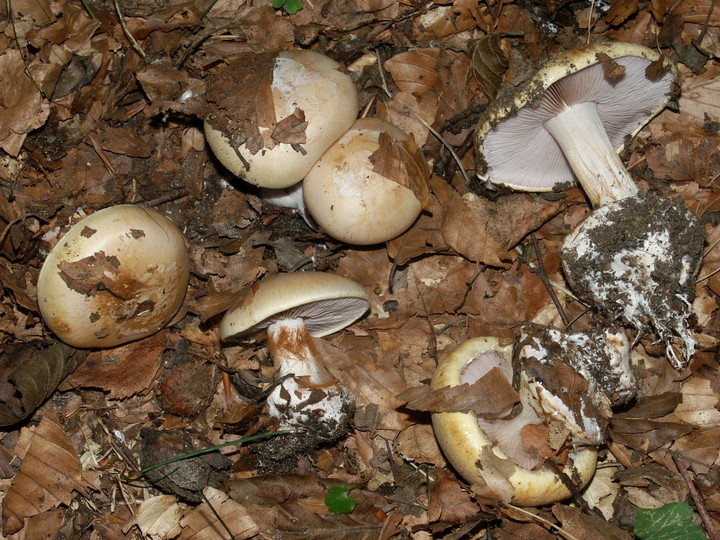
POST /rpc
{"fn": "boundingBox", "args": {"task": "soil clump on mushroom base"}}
[561,193,705,367]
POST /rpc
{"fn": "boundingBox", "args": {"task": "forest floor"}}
[0,0,720,538]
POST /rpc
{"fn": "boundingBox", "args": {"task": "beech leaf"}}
[0,341,87,427]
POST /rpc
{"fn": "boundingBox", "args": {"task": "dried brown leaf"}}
[0,341,87,427]
[551,504,632,540]
[132,495,182,538]
[61,332,165,398]
[176,487,259,539]
[469,35,509,99]
[0,49,50,155]
[427,469,483,523]
[397,367,519,418]
[2,413,89,534]
[369,131,432,210]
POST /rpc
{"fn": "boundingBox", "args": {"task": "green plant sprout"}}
[324,484,357,514]
[272,0,303,15]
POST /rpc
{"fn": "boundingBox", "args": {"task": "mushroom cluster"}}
[475,42,704,367]
[204,49,430,245]
[37,205,190,348]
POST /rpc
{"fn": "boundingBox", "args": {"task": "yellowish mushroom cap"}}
[37,205,190,348]
[205,50,359,189]
[431,337,598,506]
[219,272,370,341]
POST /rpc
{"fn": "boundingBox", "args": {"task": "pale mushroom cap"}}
[37,205,190,348]
[475,42,677,192]
[431,337,598,506]
[219,272,370,341]
[303,117,424,245]
[205,50,359,189]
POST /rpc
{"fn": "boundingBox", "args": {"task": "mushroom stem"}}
[266,318,332,385]
[544,101,638,207]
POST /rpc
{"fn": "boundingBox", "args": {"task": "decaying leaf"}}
[397,367,519,418]
[61,332,165,399]
[369,131,432,210]
[175,487,259,539]
[2,413,90,534]
[468,35,509,99]
[0,49,51,155]
[0,341,87,427]
[129,495,182,538]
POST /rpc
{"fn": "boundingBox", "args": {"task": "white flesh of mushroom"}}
[544,101,637,206]
[265,317,350,427]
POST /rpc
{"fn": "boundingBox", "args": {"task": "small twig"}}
[0,218,21,250]
[529,233,570,326]
[7,0,46,98]
[412,111,471,188]
[137,188,190,207]
[505,504,581,540]
[453,262,485,312]
[113,0,146,59]
[673,453,720,540]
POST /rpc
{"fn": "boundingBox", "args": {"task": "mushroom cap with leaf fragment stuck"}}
[219,272,370,341]
[204,49,359,189]
[431,337,598,506]
[37,205,190,349]
[475,42,677,193]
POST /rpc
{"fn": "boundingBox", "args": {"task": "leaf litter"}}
[0,0,719,538]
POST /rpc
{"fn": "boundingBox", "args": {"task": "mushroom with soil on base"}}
[37,205,190,349]
[204,49,359,191]
[431,336,599,506]
[474,42,704,368]
[219,272,370,441]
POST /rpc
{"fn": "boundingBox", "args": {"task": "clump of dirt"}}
[561,193,705,366]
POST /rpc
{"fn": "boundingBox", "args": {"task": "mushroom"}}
[219,272,369,436]
[302,117,431,245]
[475,42,675,207]
[37,205,190,348]
[474,42,704,367]
[204,49,359,189]
[516,323,636,445]
[431,337,598,506]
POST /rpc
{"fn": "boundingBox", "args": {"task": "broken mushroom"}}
[204,49,359,189]
[474,42,704,367]
[219,272,370,438]
[303,117,431,245]
[431,337,598,506]
[37,205,190,348]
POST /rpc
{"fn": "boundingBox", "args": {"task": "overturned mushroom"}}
[474,42,704,367]
[37,205,190,349]
[204,50,359,190]
[220,272,369,439]
[431,337,598,506]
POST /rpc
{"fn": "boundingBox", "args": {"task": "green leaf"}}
[271,0,303,14]
[325,485,357,514]
[283,0,303,14]
[634,502,707,540]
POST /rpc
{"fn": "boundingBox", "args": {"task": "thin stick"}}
[673,453,720,540]
[412,111,471,187]
[506,504,581,540]
[113,0,146,58]
[530,233,570,326]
